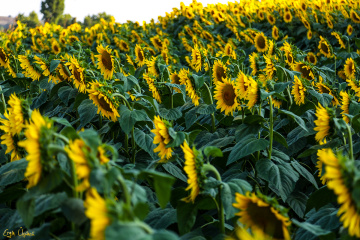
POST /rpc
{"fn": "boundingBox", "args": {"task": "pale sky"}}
[0,0,234,24]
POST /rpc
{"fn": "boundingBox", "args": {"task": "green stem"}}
[286,86,293,109]
[204,83,216,133]
[124,133,129,152]
[346,123,354,161]
[131,127,136,164]
[115,58,122,72]
[203,164,225,234]
[112,93,132,110]
[0,74,7,112]
[117,174,132,207]
[334,56,337,80]
[268,97,274,160]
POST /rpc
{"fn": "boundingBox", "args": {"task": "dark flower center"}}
[222,84,235,106]
[101,51,113,71]
[98,96,113,112]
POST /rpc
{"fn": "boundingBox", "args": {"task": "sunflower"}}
[347,24,353,36]
[307,30,312,40]
[318,149,360,238]
[161,48,170,65]
[283,42,294,67]
[267,40,275,56]
[233,192,291,240]
[226,227,268,240]
[170,71,181,93]
[318,36,332,58]
[66,56,87,93]
[18,55,42,81]
[34,55,58,83]
[214,78,239,115]
[295,62,314,80]
[150,35,163,51]
[344,58,356,80]
[191,45,202,72]
[87,82,120,122]
[224,43,236,59]
[316,82,340,106]
[143,73,162,103]
[58,60,71,82]
[51,39,61,55]
[181,141,204,203]
[272,26,279,40]
[247,77,259,109]
[145,56,159,77]
[350,9,360,23]
[203,31,214,41]
[263,55,276,80]
[212,59,227,84]
[84,188,110,240]
[316,141,327,185]
[97,146,110,164]
[119,39,130,52]
[314,103,332,143]
[0,47,9,67]
[0,111,22,161]
[283,11,292,23]
[8,93,25,135]
[184,74,200,106]
[18,110,52,188]
[236,71,250,99]
[306,52,317,65]
[65,139,91,191]
[135,44,146,67]
[249,52,258,76]
[254,32,268,53]
[151,116,173,162]
[95,45,115,80]
[331,32,346,49]
[291,76,306,105]
[340,91,350,123]
[267,14,276,25]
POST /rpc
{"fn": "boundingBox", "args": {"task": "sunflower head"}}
[224,43,236,59]
[135,44,146,67]
[51,39,61,55]
[254,32,269,53]
[307,52,317,65]
[191,45,203,72]
[267,14,276,25]
[314,103,333,142]
[66,56,87,93]
[283,11,292,23]
[0,47,9,67]
[347,24,353,36]
[143,73,162,103]
[87,81,120,122]
[340,91,350,123]
[246,77,259,109]
[95,45,115,80]
[233,192,291,240]
[214,78,239,115]
[307,30,312,40]
[212,59,227,84]
[318,36,333,58]
[150,35,163,51]
[350,9,360,23]
[151,116,173,162]
[272,25,279,40]
[291,75,307,106]
[295,61,314,80]
[344,58,356,80]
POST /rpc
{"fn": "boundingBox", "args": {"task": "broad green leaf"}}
[77,99,98,128]
[61,198,87,225]
[274,81,291,93]
[177,201,198,235]
[17,198,35,228]
[134,128,157,159]
[308,90,333,107]
[105,222,148,240]
[119,105,148,134]
[305,186,337,213]
[278,109,308,132]
[35,192,68,217]
[145,208,177,229]
[291,160,318,189]
[159,107,182,120]
[49,60,61,73]
[221,182,233,220]
[0,159,27,187]
[204,146,223,158]
[286,192,308,218]
[227,138,269,165]
[196,104,216,115]
[293,219,331,238]
[162,163,187,182]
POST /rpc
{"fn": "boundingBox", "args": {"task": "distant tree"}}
[82,12,113,28]
[16,11,40,28]
[57,14,75,27]
[40,0,65,23]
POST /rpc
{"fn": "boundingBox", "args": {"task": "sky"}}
[0,0,235,24]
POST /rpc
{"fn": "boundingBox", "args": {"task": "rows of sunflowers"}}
[1,0,360,239]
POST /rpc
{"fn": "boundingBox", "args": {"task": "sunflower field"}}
[1,0,360,239]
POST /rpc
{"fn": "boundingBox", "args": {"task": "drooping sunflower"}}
[247,77,259,109]
[283,42,294,67]
[307,30,312,40]
[294,61,314,80]
[212,59,227,84]
[84,188,111,240]
[143,73,162,103]
[181,141,204,203]
[0,111,22,161]
[224,43,236,59]
[18,55,42,81]
[236,71,250,99]
[170,71,181,93]
[226,227,268,240]
[18,110,52,188]
[318,36,333,58]
[267,14,276,25]
[214,78,239,115]
[254,32,268,53]
[145,56,159,77]
[344,58,356,80]
[87,82,120,122]
[340,91,350,123]
[306,52,317,65]
[191,45,202,72]
[51,39,61,55]
[291,75,306,105]
[331,32,346,49]
[135,44,146,67]
[350,9,360,23]
[283,11,292,23]
[119,39,130,52]
[58,60,71,82]
[151,116,173,162]
[184,74,200,106]
[150,35,163,51]
[0,47,9,67]
[347,24,353,36]
[314,103,332,143]
[263,55,276,80]
[346,78,360,98]
[66,139,91,191]
[8,93,25,135]
[233,192,291,240]
[272,25,279,40]
[316,82,340,106]
[318,149,360,238]
[249,52,258,76]
[66,56,87,93]
[95,45,115,80]
[34,55,58,83]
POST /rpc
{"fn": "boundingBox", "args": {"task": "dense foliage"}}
[1,0,360,239]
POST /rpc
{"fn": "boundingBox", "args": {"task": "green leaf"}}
[221,182,234,220]
[292,219,331,237]
[17,198,35,228]
[35,192,68,217]
[119,105,148,134]
[204,146,223,158]
[235,124,261,141]
[196,104,216,115]
[291,160,318,189]
[162,163,187,183]
[274,81,291,93]
[308,90,333,107]
[204,136,234,148]
[192,73,205,89]
[305,186,337,213]
[260,89,275,100]
[159,107,182,121]
[286,192,308,218]
[105,222,148,240]
[77,99,98,128]
[49,60,61,73]
[177,201,198,235]
[61,198,87,225]
[134,128,157,158]
[243,115,266,125]
[0,159,27,187]
[52,117,72,127]
[166,130,185,148]
[227,138,269,165]
[152,230,179,240]
[278,109,308,132]
[145,207,177,229]
[144,171,175,209]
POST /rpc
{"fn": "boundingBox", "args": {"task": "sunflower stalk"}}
[202,163,225,234]
[346,123,354,161]
[0,74,7,111]
[204,83,216,133]
[268,97,274,160]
